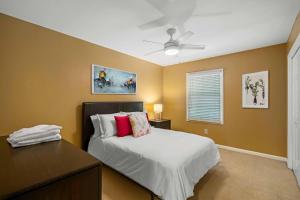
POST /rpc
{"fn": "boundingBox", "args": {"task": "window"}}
[186,69,224,124]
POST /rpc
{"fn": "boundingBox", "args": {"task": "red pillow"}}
[114,116,133,137]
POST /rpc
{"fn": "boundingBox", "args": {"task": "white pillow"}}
[90,114,102,139]
[99,113,125,138]
[120,111,148,117]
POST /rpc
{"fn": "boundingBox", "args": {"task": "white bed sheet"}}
[88,128,220,200]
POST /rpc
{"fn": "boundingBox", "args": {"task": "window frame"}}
[186,68,224,124]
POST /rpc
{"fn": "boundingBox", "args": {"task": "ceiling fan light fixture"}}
[164,46,179,56]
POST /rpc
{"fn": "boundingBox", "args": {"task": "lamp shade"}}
[154,104,163,113]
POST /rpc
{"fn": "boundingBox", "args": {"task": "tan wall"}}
[0,14,162,147]
[163,44,287,157]
[0,13,290,156]
[287,11,300,52]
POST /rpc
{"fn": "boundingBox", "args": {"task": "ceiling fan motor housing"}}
[164,28,180,55]
[164,40,179,55]
[164,40,179,49]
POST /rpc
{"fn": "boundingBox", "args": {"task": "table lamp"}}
[154,104,163,121]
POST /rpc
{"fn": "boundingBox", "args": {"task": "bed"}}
[82,102,220,200]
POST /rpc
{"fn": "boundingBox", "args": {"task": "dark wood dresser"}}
[0,137,101,200]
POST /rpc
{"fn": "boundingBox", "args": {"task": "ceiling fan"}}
[143,28,205,56]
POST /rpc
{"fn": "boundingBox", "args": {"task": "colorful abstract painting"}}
[92,64,136,94]
[242,70,268,108]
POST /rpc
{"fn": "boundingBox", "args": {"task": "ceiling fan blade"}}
[144,49,164,56]
[145,0,168,13]
[193,11,232,18]
[177,24,186,35]
[138,17,168,30]
[142,40,163,45]
[177,31,194,42]
[180,44,205,50]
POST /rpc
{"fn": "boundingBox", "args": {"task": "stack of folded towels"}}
[7,125,62,148]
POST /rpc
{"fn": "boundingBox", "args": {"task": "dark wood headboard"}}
[82,101,143,151]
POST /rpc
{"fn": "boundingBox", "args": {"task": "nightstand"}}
[149,119,171,129]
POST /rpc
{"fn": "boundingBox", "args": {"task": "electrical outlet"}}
[204,129,208,135]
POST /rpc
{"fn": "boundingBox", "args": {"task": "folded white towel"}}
[7,133,62,148]
[10,125,62,139]
[8,129,60,143]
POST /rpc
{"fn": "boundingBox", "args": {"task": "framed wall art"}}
[92,64,137,94]
[242,70,268,108]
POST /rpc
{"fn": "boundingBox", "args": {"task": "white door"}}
[292,48,300,185]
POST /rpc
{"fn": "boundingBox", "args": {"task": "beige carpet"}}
[102,149,300,200]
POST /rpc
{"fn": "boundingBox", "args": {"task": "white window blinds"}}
[186,69,224,124]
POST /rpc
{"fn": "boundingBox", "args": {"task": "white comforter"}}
[88,128,220,200]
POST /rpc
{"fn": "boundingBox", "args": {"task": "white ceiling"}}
[0,0,300,66]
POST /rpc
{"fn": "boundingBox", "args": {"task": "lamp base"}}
[154,112,161,121]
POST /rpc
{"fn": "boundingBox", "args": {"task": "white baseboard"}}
[217,144,287,162]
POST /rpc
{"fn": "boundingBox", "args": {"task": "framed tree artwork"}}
[242,71,269,109]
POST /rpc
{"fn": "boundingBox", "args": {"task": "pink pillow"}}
[114,116,132,137]
[128,113,151,137]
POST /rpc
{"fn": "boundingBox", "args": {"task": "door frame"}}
[288,33,300,169]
